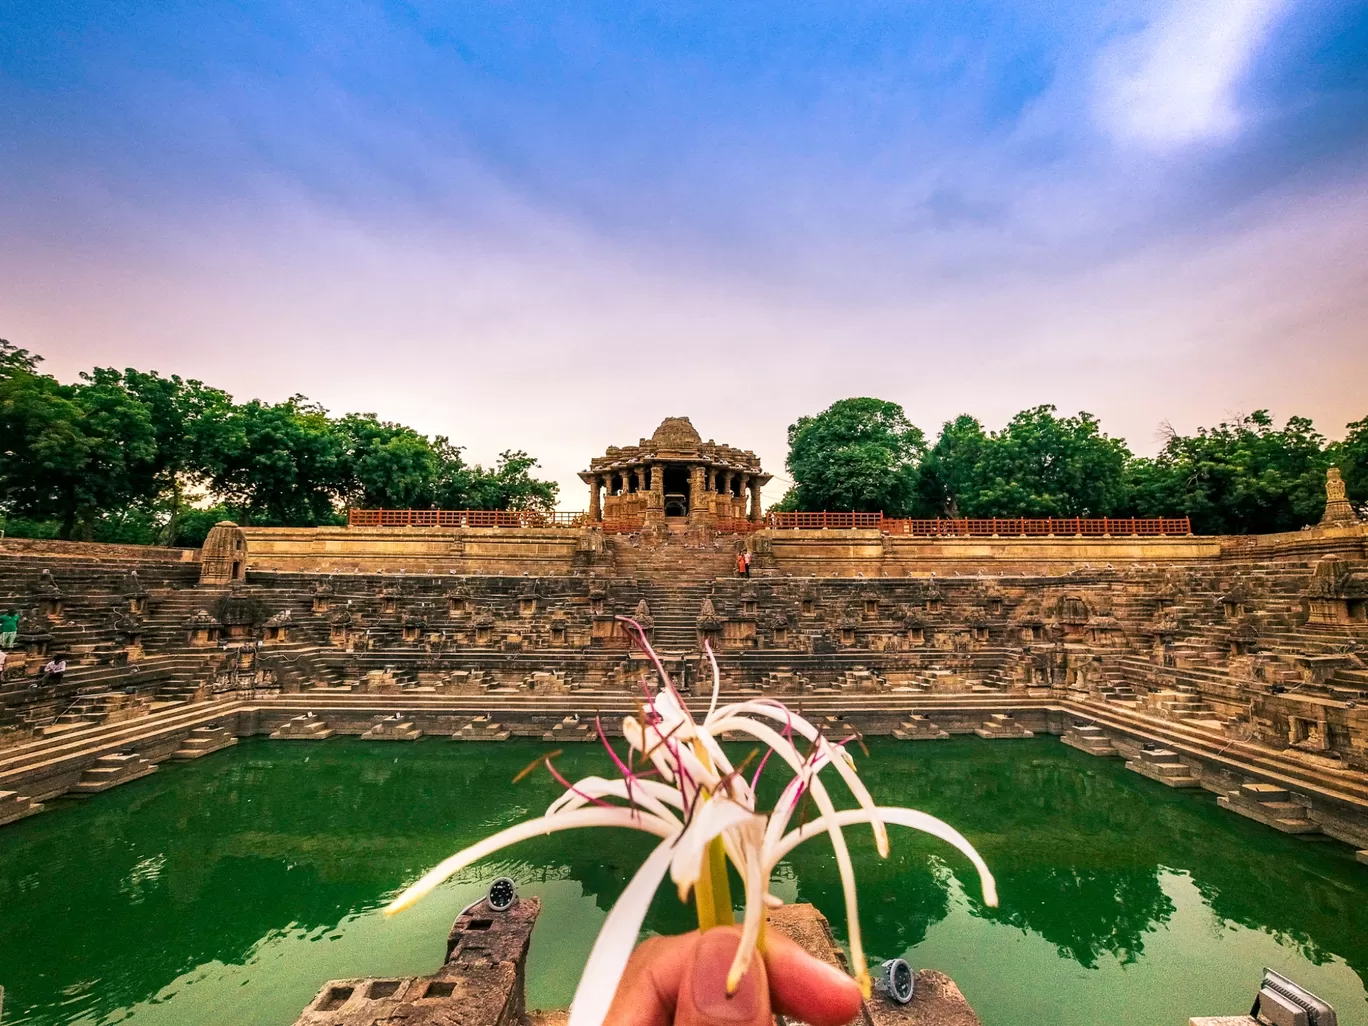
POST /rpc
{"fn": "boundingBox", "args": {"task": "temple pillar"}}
[635,467,645,493]
[689,464,708,524]
[645,463,666,527]
[750,478,763,521]
[589,477,601,521]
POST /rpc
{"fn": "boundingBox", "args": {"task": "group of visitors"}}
[735,550,752,577]
[0,610,67,686]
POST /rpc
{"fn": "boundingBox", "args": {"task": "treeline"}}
[0,341,558,545]
[777,398,1368,535]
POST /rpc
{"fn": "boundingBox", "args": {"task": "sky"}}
[2,0,1367,509]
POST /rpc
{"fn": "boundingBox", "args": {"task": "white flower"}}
[386,620,997,1026]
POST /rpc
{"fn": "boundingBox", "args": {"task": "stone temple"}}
[0,415,1366,1022]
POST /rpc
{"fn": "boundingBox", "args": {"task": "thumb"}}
[675,928,771,1026]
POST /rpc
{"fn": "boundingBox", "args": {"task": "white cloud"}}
[1094,0,1288,149]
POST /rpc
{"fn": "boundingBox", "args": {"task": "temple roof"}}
[580,416,770,482]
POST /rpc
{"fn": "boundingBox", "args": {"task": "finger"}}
[675,927,772,1026]
[601,933,696,1026]
[763,932,864,1026]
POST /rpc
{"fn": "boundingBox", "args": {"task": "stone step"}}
[70,752,157,793]
[1126,748,1200,788]
[270,715,334,740]
[168,724,238,760]
[0,789,44,826]
[1218,789,1321,834]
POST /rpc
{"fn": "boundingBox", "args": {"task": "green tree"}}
[970,406,1131,517]
[335,413,440,509]
[1330,416,1368,516]
[915,414,989,517]
[84,367,234,543]
[1127,411,1330,534]
[445,449,558,512]
[0,346,158,538]
[200,397,347,525]
[780,398,927,514]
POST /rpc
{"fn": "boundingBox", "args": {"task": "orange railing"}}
[764,512,885,530]
[600,515,646,533]
[768,513,1191,536]
[348,509,585,528]
[715,518,765,534]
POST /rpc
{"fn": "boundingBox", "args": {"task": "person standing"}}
[742,551,752,578]
[0,609,18,649]
[736,552,747,577]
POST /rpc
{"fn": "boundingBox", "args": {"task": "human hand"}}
[603,926,864,1026]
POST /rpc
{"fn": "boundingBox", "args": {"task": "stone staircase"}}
[451,714,510,742]
[974,713,1034,739]
[1126,745,1200,788]
[361,714,423,741]
[543,715,595,742]
[1061,722,1117,757]
[1218,782,1320,834]
[893,714,948,741]
[270,713,334,740]
[0,788,43,826]
[168,723,238,760]
[71,751,157,793]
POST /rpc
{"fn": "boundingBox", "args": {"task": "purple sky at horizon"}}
[3,1,1366,509]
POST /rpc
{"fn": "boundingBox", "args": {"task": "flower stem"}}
[693,835,735,930]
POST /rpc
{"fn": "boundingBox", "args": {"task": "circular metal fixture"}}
[487,877,517,912]
[878,959,915,1005]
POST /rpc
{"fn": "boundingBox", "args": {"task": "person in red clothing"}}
[736,552,747,577]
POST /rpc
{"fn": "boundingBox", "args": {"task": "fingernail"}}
[693,931,762,1022]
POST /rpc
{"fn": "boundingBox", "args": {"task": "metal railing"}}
[347,509,585,528]
[767,513,1191,536]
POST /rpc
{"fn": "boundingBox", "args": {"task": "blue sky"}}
[2,1,1366,507]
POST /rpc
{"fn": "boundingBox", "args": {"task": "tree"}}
[0,349,158,538]
[84,367,234,543]
[1128,411,1330,534]
[200,397,347,525]
[1330,416,1368,517]
[335,413,441,509]
[780,398,926,514]
[970,406,1131,517]
[915,415,989,517]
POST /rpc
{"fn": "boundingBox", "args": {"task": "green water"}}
[1,737,1365,1026]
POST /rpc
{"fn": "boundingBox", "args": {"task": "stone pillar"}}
[589,477,601,521]
[750,479,763,521]
[645,463,666,527]
[688,464,706,522]
[634,467,645,493]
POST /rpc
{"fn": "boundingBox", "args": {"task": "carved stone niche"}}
[1305,554,1368,625]
[861,591,880,620]
[904,612,926,646]
[311,580,335,614]
[924,583,944,614]
[1018,618,1043,644]
[472,611,495,647]
[740,585,759,617]
[122,571,149,615]
[33,569,63,621]
[1228,617,1259,656]
[588,580,609,617]
[329,610,355,647]
[113,610,144,659]
[696,598,722,648]
[631,599,654,636]
[769,612,790,646]
[1087,614,1122,647]
[403,608,429,643]
[838,612,859,648]
[800,585,818,617]
[518,580,538,617]
[378,585,401,616]
[445,583,471,617]
[186,609,221,648]
[966,615,989,643]
[263,609,292,644]
[549,611,569,646]
[1219,583,1252,620]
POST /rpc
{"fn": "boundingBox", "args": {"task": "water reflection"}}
[0,737,1363,1026]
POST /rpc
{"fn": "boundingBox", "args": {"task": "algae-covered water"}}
[0,736,1365,1026]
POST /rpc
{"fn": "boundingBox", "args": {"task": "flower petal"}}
[384,808,677,915]
[768,806,998,907]
[670,795,764,902]
[568,836,678,1026]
